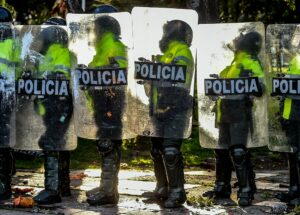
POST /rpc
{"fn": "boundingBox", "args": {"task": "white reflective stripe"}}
[173,56,190,64]
[54,65,70,72]
[0,57,13,67]
[114,56,127,62]
[222,95,247,100]
[285,74,300,78]
[286,95,300,100]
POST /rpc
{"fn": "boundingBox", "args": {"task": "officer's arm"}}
[251,61,265,96]
[173,48,194,86]
[288,55,300,74]
[173,48,193,67]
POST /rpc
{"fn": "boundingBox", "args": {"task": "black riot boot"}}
[59,151,71,197]
[203,149,232,199]
[230,146,255,206]
[143,146,168,200]
[276,153,300,202]
[288,152,300,206]
[87,139,121,206]
[162,145,186,208]
[34,151,62,204]
[0,148,14,200]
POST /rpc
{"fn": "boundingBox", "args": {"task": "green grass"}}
[187,195,214,208]
[182,127,214,166]
[16,158,44,170]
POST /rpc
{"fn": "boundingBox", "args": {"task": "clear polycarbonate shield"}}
[266,24,300,152]
[0,23,15,148]
[14,25,76,151]
[197,22,268,149]
[67,12,137,140]
[132,7,198,138]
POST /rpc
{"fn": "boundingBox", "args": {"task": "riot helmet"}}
[94,4,118,14]
[0,7,12,23]
[94,15,121,39]
[235,31,262,55]
[43,17,66,26]
[0,24,12,41]
[159,20,193,53]
[38,26,68,54]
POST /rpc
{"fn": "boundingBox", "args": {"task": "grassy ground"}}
[16,127,214,170]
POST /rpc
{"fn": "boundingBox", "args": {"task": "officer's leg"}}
[212,149,232,198]
[276,153,299,202]
[276,120,300,202]
[38,97,73,150]
[87,139,121,206]
[59,151,71,197]
[204,123,232,198]
[0,148,14,200]
[286,122,300,205]
[57,97,73,197]
[143,137,168,199]
[229,121,255,206]
[162,139,186,208]
[0,101,14,200]
[34,151,62,204]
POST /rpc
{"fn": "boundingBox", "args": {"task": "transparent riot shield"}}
[67,13,137,140]
[267,24,300,152]
[0,23,15,148]
[197,22,268,149]
[14,25,76,151]
[132,7,198,138]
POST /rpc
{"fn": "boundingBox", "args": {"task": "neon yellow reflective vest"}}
[87,32,127,111]
[217,51,264,123]
[39,44,72,79]
[282,54,300,120]
[152,40,194,108]
[0,39,15,76]
[89,32,127,68]
[37,44,72,116]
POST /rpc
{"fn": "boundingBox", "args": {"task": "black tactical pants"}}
[150,138,185,182]
[218,121,249,148]
[285,121,300,151]
[38,96,73,151]
[216,120,255,204]
[89,88,125,139]
[0,94,12,147]
[284,120,300,199]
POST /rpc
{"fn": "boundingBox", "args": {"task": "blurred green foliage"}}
[5,0,300,24]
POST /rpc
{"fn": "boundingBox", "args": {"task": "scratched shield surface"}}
[197,22,268,149]
[67,13,137,140]
[0,23,15,148]
[14,25,76,151]
[266,24,300,152]
[132,7,198,138]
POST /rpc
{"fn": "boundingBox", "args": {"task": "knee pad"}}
[97,139,115,154]
[163,147,180,163]
[230,147,247,166]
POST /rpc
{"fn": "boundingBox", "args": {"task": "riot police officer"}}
[33,18,74,204]
[147,20,194,208]
[205,32,264,206]
[276,43,300,205]
[85,5,127,206]
[0,6,15,200]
